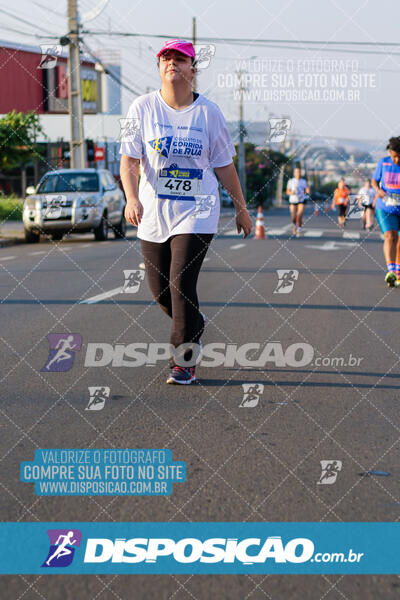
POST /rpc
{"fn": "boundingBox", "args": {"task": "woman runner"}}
[331,179,350,228]
[286,167,310,237]
[120,39,252,384]
[357,178,375,231]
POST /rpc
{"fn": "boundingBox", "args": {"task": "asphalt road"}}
[1,205,400,599]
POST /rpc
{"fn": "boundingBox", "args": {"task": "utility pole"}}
[238,69,246,200]
[67,0,85,168]
[192,16,197,92]
[275,139,285,208]
[275,115,290,207]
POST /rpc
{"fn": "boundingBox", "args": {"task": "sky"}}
[1,0,400,148]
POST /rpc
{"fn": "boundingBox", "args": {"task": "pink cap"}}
[156,39,196,59]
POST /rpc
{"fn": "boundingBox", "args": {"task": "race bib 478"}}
[156,166,203,200]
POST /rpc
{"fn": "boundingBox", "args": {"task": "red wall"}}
[0,47,45,113]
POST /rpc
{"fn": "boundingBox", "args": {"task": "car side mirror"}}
[26,186,36,196]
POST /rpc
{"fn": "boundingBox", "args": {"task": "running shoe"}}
[166,366,196,385]
[296,227,302,237]
[292,225,297,235]
[385,271,397,287]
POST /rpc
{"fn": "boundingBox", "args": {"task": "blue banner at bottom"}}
[0,522,398,574]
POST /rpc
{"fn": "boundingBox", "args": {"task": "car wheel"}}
[113,214,127,239]
[24,228,40,243]
[94,213,109,241]
[51,231,64,241]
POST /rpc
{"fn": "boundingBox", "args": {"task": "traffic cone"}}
[314,202,319,216]
[254,205,265,239]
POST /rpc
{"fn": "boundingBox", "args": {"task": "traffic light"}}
[86,139,94,163]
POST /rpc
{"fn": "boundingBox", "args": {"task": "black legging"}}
[140,233,213,367]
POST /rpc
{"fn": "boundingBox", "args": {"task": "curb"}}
[0,237,25,248]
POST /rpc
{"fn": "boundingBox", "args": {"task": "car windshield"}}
[37,173,99,193]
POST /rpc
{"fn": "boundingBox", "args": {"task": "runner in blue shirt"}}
[372,137,400,287]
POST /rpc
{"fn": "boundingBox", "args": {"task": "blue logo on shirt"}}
[148,136,173,158]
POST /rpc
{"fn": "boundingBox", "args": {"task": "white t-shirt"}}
[119,90,236,242]
[358,186,375,206]
[287,177,308,204]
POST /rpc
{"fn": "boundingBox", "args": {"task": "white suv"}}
[23,168,126,243]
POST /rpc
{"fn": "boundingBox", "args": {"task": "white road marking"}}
[79,243,92,248]
[0,255,16,261]
[266,229,286,236]
[306,241,358,251]
[79,287,124,304]
[230,243,246,249]
[29,251,46,255]
[266,222,293,236]
[343,231,360,239]
[224,229,239,236]
[303,230,323,237]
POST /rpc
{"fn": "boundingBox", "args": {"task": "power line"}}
[32,1,65,18]
[34,28,400,56]
[80,39,142,96]
[0,7,55,36]
[72,30,400,56]
[0,24,44,39]
[79,30,400,47]
[233,43,400,56]
[81,5,159,86]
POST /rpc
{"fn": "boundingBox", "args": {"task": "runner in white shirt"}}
[286,167,310,237]
[357,178,375,231]
[120,39,252,385]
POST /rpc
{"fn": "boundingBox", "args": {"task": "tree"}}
[0,110,45,172]
[233,142,287,206]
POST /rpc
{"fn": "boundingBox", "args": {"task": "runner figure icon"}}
[244,386,260,405]
[38,45,61,69]
[42,528,82,567]
[123,269,145,293]
[192,195,216,218]
[317,460,342,485]
[194,45,215,68]
[240,383,264,408]
[44,335,77,370]
[268,118,291,143]
[86,386,110,411]
[45,531,77,566]
[274,269,299,294]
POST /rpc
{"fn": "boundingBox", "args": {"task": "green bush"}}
[0,195,23,221]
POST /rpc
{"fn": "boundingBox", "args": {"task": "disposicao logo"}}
[41,333,82,372]
[148,136,173,157]
[83,536,314,564]
[42,529,82,567]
